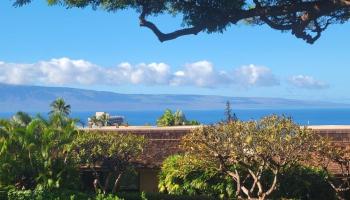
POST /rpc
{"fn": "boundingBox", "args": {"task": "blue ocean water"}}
[1,108,350,126]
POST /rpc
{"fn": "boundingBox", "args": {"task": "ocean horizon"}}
[1,108,350,126]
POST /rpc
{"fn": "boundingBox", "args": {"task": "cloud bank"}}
[288,75,329,89]
[0,58,281,88]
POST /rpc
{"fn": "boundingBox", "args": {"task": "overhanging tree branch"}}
[139,0,349,43]
[139,9,203,42]
[14,0,350,44]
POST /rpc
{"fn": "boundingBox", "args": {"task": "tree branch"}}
[139,12,203,42]
[265,169,278,196]
[139,0,349,43]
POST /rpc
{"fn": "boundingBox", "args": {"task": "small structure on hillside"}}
[88,112,124,127]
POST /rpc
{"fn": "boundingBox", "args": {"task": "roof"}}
[82,125,201,131]
[82,126,195,168]
[83,125,350,131]
[82,125,350,173]
[308,125,350,130]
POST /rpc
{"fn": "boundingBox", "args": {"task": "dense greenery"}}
[159,155,336,200]
[0,110,78,190]
[313,137,350,200]
[89,113,110,127]
[156,109,200,126]
[181,115,319,200]
[12,0,350,43]
[0,98,148,199]
[2,188,216,200]
[72,131,146,194]
[1,98,350,199]
[159,155,236,199]
[49,97,71,117]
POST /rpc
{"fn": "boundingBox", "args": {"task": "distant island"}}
[0,83,349,112]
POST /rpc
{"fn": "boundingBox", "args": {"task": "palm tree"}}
[98,113,109,127]
[174,110,186,126]
[89,116,101,127]
[49,98,71,117]
[11,111,32,127]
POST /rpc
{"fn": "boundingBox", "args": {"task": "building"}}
[82,125,350,193]
[89,112,125,127]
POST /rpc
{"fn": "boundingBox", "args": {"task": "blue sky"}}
[1,1,349,103]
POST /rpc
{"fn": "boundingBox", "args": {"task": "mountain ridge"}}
[0,84,348,112]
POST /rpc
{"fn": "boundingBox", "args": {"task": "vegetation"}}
[159,155,236,199]
[49,97,71,117]
[89,115,102,127]
[314,138,350,200]
[13,0,350,43]
[72,131,146,194]
[157,109,200,126]
[0,98,147,199]
[159,155,336,200]
[181,115,318,200]
[88,113,125,127]
[0,107,78,190]
[272,165,336,200]
[224,101,238,123]
[2,98,350,199]
[4,189,216,200]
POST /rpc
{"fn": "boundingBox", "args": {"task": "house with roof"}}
[81,125,350,193]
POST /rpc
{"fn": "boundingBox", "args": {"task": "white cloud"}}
[0,58,171,86]
[171,61,230,87]
[288,75,329,89]
[232,64,280,87]
[0,58,280,88]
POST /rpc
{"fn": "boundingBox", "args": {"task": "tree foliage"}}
[159,155,236,199]
[159,155,336,200]
[224,101,238,123]
[49,97,71,118]
[157,109,200,127]
[72,131,146,194]
[12,0,350,43]
[181,115,318,200]
[313,138,350,200]
[0,111,78,190]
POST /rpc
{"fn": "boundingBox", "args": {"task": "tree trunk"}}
[103,172,112,193]
[91,167,104,193]
[111,171,124,194]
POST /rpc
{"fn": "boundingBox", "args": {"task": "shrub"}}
[159,155,236,199]
[72,131,146,194]
[0,111,79,190]
[156,109,200,126]
[5,189,216,200]
[6,187,92,200]
[159,155,337,200]
[272,165,336,200]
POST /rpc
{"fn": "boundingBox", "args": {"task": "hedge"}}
[3,189,215,200]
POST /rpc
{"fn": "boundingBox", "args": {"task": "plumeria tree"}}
[315,138,350,200]
[182,115,317,200]
[72,131,146,194]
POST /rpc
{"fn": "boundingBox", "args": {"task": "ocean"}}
[1,108,350,126]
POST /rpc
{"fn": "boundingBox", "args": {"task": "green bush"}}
[156,109,200,126]
[5,189,215,200]
[159,155,235,199]
[272,165,336,200]
[6,187,92,200]
[118,192,215,200]
[0,111,79,190]
[159,155,337,200]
